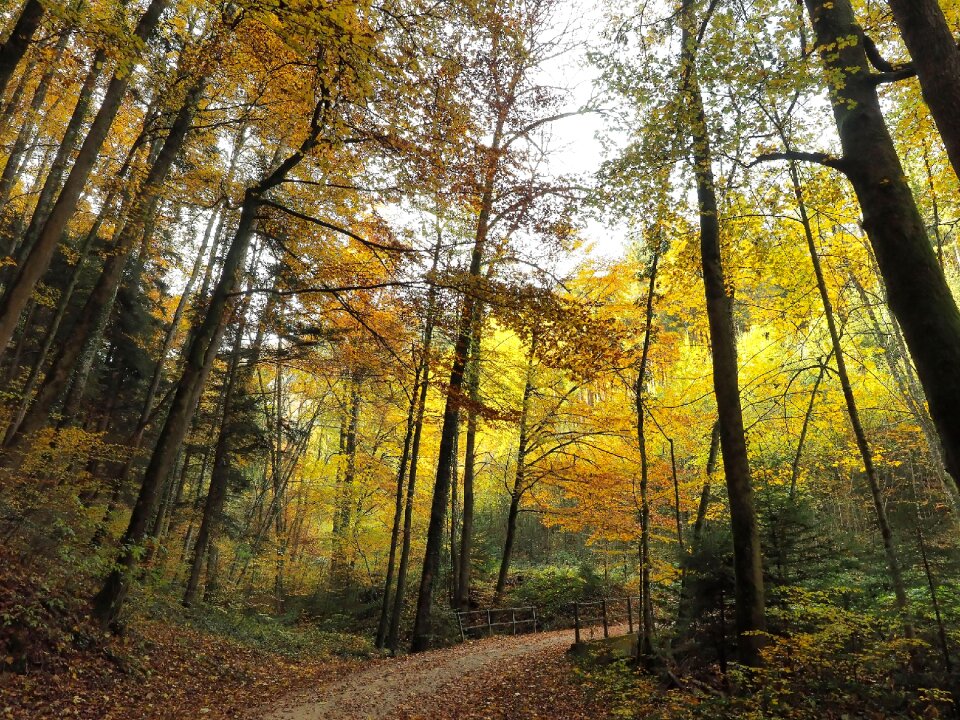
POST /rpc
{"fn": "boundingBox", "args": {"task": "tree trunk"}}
[886,0,960,185]
[388,244,441,654]
[0,26,71,217]
[455,332,480,610]
[89,110,324,627]
[332,377,361,588]
[448,425,459,604]
[374,362,420,647]
[788,160,913,634]
[183,291,254,606]
[495,344,535,600]
[0,0,43,101]
[634,247,660,660]
[12,48,104,262]
[680,0,766,666]
[804,0,960,494]
[409,114,504,651]
[0,0,169,354]
[6,81,202,447]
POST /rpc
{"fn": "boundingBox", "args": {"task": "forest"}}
[2,0,960,717]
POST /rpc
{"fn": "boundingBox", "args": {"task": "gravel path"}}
[259,626,615,719]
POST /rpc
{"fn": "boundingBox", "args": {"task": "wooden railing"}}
[571,596,640,644]
[453,605,538,641]
[453,597,641,645]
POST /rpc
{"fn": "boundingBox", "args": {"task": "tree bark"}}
[634,247,660,660]
[804,0,960,494]
[0,0,43,101]
[0,0,169,354]
[409,112,504,652]
[495,344,535,600]
[455,332,480,609]
[182,282,260,606]
[788,160,913,634]
[388,242,441,654]
[0,26,72,218]
[6,81,203,447]
[886,0,960,185]
[680,0,766,666]
[12,48,105,262]
[374,361,420,647]
[90,114,325,628]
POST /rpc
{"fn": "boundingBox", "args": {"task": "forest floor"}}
[257,627,617,720]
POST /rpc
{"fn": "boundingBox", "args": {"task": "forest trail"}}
[258,627,613,719]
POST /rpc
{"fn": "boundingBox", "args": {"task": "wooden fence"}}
[454,606,538,641]
[571,596,640,644]
[453,597,641,644]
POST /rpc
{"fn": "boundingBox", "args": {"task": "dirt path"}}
[259,627,613,719]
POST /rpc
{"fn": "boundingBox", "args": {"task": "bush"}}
[506,565,607,628]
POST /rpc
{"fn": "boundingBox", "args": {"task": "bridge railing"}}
[570,596,641,644]
[452,596,642,644]
[453,605,538,641]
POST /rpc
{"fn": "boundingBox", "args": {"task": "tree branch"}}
[747,150,849,174]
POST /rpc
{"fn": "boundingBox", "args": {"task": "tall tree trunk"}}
[680,0,766,666]
[788,160,913,634]
[332,377,361,588]
[6,81,203,448]
[448,425,459,604]
[375,362,420,647]
[0,26,72,217]
[804,0,960,494]
[388,254,441,654]
[90,115,325,628]
[182,286,257,606]
[455,332,480,610]
[12,47,104,261]
[0,0,43,101]
[0,0,169,354]
[634,247,660,659]
[494,343,535,600]
[885,0,960,185]
[409,143,502,652]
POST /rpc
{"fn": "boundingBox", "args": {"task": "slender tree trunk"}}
[183,291,254,606]
[388,253,441,654]
[693,420,720,544]
[0,27,71,217]
[455,333,480,609]
[788,160,913,633]
[449,426,459,604]
[375,363,420,647]
[6,81,203,447]
[409,136,502,651]
[804,0,960,494]
[12,48,105,263]
[634,248,660,659]
[790,360,827,499]
[495,344,535,600]
[0,0,43,101]
[89,112,324,627]
[680,0,766,666]
[332,377,361,588]
[0,0,170,355]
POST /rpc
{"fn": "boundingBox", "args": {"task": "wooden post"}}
[456,610,465,642]
[627,596,634,634]
[512,609,517,634]
[532,606,538,633]
[574,602,580,644]
[487,608,493,636]
[602,598,609,638]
